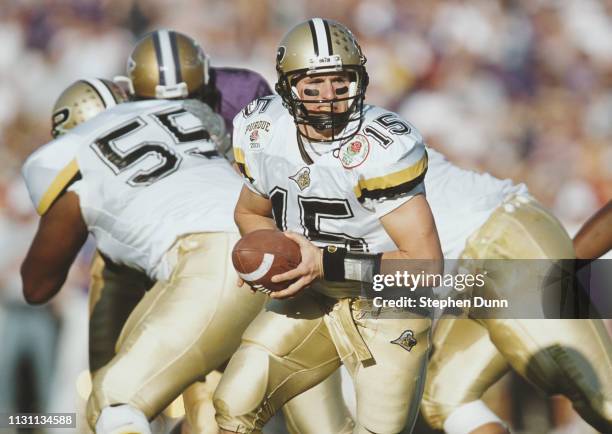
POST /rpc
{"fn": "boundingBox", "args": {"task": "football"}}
[232,229,302,293]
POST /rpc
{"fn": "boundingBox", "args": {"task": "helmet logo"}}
[338,134,370,168]
[276,46,286,63]
[51,108,70,137]
[289,167,311,191]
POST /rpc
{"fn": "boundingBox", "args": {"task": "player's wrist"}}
[322,246,382,283]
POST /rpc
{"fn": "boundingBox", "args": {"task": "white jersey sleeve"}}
[21,135,81,215]
[352,107,428,219]
[232,96,282,197]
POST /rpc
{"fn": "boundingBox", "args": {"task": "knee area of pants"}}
[213,345,271,417]
[95,404,151,434]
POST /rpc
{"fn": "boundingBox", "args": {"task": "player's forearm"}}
[234,209,277,235]
[21,262,66,304]
[573,200,612,260]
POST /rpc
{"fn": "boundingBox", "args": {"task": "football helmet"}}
[126,29,210,100]
[51,78,127,138]
[275,18,369,143]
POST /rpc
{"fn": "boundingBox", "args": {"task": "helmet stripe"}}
[169,31,183,85]
[311,18,331,56]
[83,78,117,108]
[323,20,334,55]
[155,29,179,86]
[152,31,166,85]
[308,20,319,56]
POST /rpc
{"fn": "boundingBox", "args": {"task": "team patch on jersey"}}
[390,329,417,352]
[289,167,311,191]
[338,134,370,168]
[245,120,270,152]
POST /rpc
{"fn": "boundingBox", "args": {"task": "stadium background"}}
[0,0,610,433]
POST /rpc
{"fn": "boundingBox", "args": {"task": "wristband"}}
[322,246,382,283]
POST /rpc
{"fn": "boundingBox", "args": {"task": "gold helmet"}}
[51,78,127,138]
[126,29,210,100]
[275,18,368,142]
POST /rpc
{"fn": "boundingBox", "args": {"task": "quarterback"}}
[213,18,442,434]
[20,33,272,433]
[282,126,612,433]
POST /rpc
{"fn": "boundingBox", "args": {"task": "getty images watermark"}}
[360,259,611,319]
[370,270,508,310]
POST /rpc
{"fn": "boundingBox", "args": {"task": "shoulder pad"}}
[232,96,283,193]
[349,106,428,203]
[22,135,81,215]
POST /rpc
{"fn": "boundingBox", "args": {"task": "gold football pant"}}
[421,196,612,432]
[214,293,432,434]
[86,232,267,429]
[90,248,353,434]
[88,252,151,373]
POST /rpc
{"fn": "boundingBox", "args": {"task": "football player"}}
[278,154,612,434]
[213,18,443,434]
[280,134,612,434]
[87,28,271,371]
[83,29,274,433]
[20,34,271,433]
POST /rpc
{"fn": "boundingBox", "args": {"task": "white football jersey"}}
[425,148,527,259]
[233,96,428,255]
[23,99,242,279]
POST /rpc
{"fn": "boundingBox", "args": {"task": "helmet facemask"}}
[277,65,368,144]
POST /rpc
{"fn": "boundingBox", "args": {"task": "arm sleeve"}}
[353,135,428,220]
[232,112,268,197]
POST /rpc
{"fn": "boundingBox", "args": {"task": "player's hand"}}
[236,276,258,294]
[270,232,323,299]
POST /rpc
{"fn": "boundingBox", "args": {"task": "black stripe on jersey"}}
[57,171,82,205]
[152,32,166,85]
[356,172,426,203]
[169,31,182,84]
[236,162,255,183]
[308,20,319,56]
[323,20,333,55]
[83,80,109,107]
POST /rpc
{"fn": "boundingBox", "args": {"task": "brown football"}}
[232,229,302,293]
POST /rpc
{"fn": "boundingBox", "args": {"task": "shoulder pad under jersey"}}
[349,105,428,204]
[22,134,82,215]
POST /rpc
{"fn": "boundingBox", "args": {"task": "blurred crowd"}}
[0,0,610,433]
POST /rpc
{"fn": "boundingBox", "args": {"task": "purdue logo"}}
[51,108,70,137]
[391,330,417,352]
[276,46,286,63]
[289,167,311,191]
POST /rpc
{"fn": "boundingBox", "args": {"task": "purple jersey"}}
[208,67,273,134]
